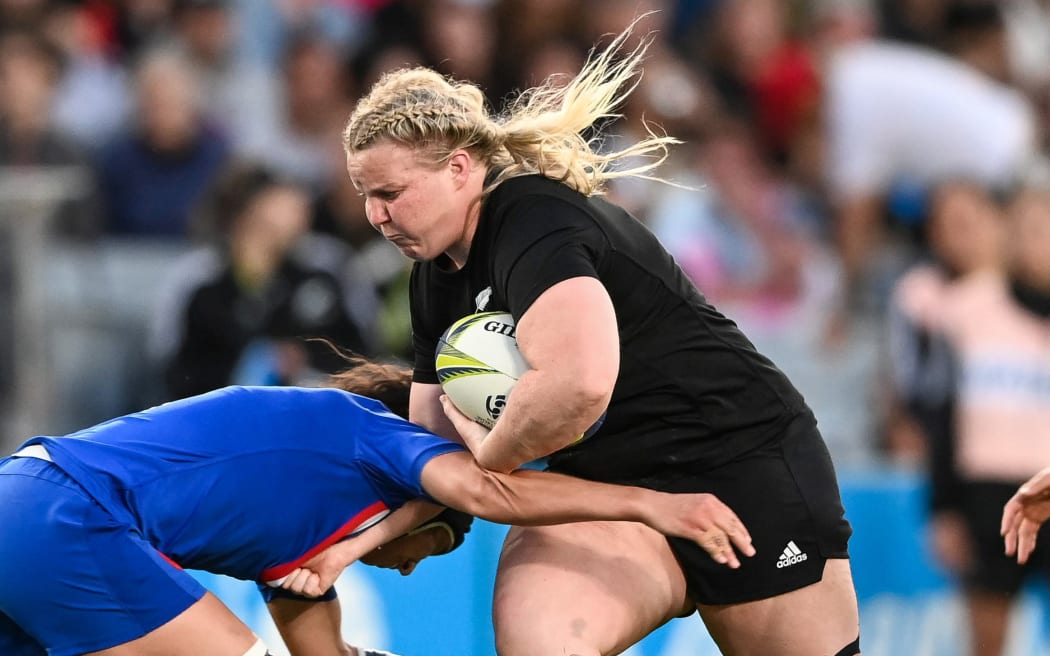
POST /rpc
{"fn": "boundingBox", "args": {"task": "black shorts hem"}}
[685,554,850,606]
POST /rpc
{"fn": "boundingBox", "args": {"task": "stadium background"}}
[1,0,1049,654]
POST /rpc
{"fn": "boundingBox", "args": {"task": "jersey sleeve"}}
[491,194,604,318]
[356,421,466,504]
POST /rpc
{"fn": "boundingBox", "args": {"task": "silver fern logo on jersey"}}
[475,287,492,312]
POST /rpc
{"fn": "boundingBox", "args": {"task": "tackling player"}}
[0,358,751,656]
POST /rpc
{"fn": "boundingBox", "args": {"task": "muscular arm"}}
[470,277,619,472]
[266,597,352,656]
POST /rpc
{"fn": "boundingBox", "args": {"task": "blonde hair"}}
[342,18,678,196]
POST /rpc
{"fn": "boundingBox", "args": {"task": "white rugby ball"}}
[435,311,528,429]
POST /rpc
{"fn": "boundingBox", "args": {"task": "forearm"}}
[485,469,653,525]
[328,499,443,567]
[423,452,655,526]
[474,369,608,473]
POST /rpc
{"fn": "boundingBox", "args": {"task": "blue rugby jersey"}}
[18,386,464,584]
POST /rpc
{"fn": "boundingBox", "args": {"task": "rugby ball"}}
[435,312,527,429]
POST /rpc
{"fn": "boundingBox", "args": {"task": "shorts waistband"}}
[13,444,52,462]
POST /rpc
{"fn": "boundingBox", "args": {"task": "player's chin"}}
[387,237,426,260]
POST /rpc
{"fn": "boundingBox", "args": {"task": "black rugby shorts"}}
[606,410,853,606]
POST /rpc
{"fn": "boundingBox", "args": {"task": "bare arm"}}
[420,451,754,567]
[266,596,351,656]
[280,449,754,599]
[276,499,441,597]
[471,277,619,472]
[410,381,463,444]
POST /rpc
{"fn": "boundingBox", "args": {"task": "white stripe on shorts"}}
[243,638,268,656]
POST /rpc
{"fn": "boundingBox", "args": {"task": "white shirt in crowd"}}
[825,40,1038,199]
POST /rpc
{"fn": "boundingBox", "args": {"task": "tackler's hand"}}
[277,542,352,598]
[646,492,756,569]
[439,394,490,455]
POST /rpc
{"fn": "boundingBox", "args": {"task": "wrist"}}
[632,488,660,525]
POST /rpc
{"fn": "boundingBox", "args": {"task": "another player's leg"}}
[492,520,692,656]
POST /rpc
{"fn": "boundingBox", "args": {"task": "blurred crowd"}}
[0,0,1048,451]
[1,0,1050,652]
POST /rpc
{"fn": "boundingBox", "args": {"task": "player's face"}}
[346,141,473,264]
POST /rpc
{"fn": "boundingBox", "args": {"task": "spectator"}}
[96,47,230,237]
[884,181,1004,465]
[892,181,1050,656]
[242,32,351,191]
[149,161,371,400]
[0,28,101,238]
[822,1,1037,319]
[42,1,132,152]
[232,0,368,70]
[169,0,282,159]
[418,0,501,97]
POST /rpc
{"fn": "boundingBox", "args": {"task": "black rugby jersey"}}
[410,174,809,480]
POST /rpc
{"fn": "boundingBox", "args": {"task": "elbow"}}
[567,374,614,423]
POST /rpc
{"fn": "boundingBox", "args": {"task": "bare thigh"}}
[86,592,258,656]
[493,521,692,656]
[698,559,860,656]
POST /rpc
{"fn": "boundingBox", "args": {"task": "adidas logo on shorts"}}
[776,540,808,569]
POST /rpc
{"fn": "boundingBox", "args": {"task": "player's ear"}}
[447,150,473,188]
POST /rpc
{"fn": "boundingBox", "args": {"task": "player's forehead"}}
[346,141,429,190]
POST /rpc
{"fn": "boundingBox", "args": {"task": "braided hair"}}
[342,17,678,197]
